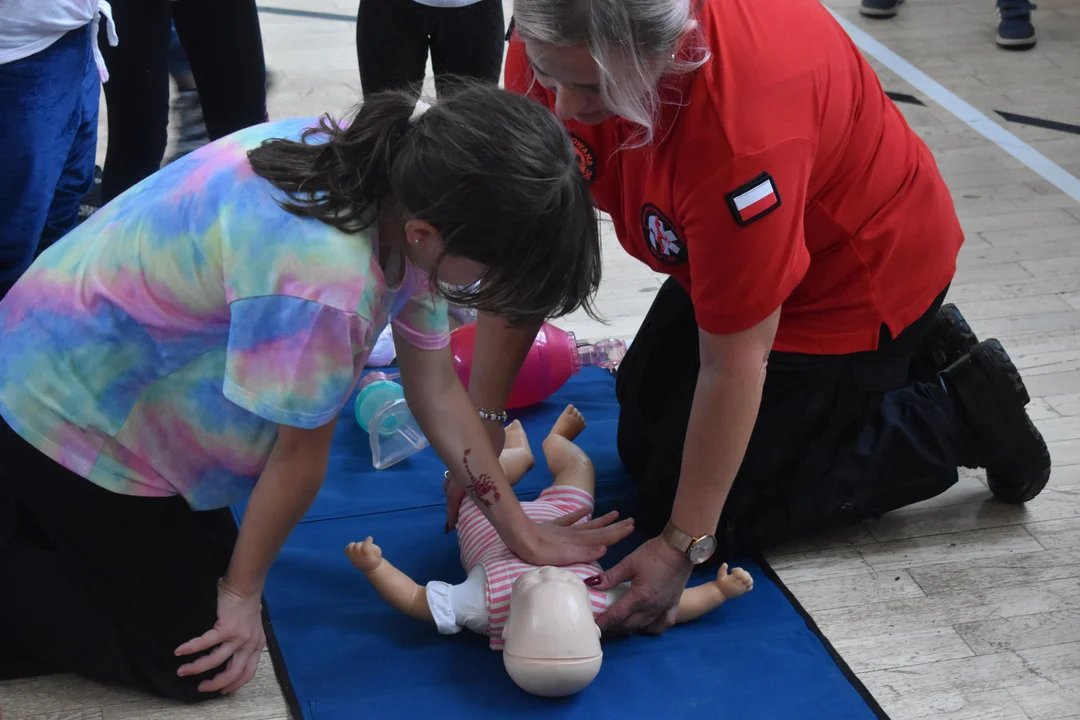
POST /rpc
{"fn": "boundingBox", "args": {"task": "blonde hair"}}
[514,0,709,147]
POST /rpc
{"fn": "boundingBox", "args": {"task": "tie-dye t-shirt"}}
[0,118,449,510]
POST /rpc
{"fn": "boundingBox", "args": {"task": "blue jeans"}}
[0,25,100,300]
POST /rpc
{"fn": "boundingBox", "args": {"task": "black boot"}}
[910,304,980,382]
[940,339,1051,503]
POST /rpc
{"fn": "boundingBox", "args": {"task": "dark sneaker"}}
[910,304,980,382]
[996,0,1037,50]
[940,339,1051,503]
[860,0,903,18]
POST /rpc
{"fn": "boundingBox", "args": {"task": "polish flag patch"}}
[725,172,782,227]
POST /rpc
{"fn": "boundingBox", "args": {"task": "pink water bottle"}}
[449,322,627,410]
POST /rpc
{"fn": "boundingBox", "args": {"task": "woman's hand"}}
[587,536,693,636]
[509,506,635,567]
[174,579,266,694]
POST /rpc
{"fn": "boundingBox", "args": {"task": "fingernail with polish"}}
[584,576,601,586]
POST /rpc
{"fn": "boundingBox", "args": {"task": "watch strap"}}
[661,520,694,554]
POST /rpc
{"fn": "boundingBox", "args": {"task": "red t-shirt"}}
[504,0,964,354]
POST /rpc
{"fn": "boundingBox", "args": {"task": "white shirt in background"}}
[0,0,117,80]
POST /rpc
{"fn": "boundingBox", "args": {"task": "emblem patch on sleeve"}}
[725,172,781,226]
[640,204,687,265]
[571,135,595,183]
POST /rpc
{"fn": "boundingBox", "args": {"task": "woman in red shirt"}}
[454,0,1051,637]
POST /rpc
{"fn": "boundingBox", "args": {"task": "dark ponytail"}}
[247,91,417,233]
[248,81,603,326]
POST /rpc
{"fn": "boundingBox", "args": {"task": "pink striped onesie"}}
[426,485,611,650]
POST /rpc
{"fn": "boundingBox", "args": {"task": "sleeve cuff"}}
[222,378,344,429]
[425,581,463,635]
[691,250,810,336]
[391,322,451,351]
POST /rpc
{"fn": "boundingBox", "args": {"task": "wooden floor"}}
[3,0,1080,718]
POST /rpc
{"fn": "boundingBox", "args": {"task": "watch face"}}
[689,536,717,564]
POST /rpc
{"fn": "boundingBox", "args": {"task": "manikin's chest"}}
[454,501,608,646]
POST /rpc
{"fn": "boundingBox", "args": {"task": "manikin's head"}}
[501,566,603,697]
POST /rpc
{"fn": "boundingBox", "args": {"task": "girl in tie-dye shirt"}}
[0,85,633,701]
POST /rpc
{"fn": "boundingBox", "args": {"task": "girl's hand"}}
[175,579,266,694]
[510,507,635,566]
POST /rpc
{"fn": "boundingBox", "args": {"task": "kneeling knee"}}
[163,675,229,704]
[150,658,232,704]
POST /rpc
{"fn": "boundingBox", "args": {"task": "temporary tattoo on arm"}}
[461,448,501,507]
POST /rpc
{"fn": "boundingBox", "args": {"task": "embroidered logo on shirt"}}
[725,172,782,226]
[571,135,595,183]
[640,204,686,265]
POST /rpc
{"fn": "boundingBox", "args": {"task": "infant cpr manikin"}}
[501,566,604,696]
[345,405,754,696]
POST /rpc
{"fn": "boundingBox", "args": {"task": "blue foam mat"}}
[234,368,887,720]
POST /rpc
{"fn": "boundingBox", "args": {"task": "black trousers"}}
[97,0,268,203]
[0,417,239,702]
[616,277,969,558]
[356,0,505,98]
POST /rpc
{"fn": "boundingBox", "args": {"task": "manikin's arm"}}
[675,573,732,623]
[352,434,536,625]
[603,563,754,625]
[345,538,434,625]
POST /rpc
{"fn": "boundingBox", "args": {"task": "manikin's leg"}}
[543,405,593,495]
[499,419,534,486]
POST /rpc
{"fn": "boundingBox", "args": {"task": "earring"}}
[411,237,420,245]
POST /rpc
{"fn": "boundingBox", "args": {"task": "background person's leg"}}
[427,0,506,97]
[356,0,431,97]
[37,32,101,256]
[172,0,268,140]
[97,0,172,203]
[165,21,209,164]
[0,27,97,301]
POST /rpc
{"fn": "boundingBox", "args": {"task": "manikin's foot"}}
[550,404,586,441]
[345,536,384,573]
[504,419,531,453]
[499,419,536,485]
[714,563,754,599]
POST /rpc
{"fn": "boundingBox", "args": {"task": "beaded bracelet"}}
[478,407,508,424]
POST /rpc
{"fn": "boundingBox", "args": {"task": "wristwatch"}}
[661,520,717,565]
